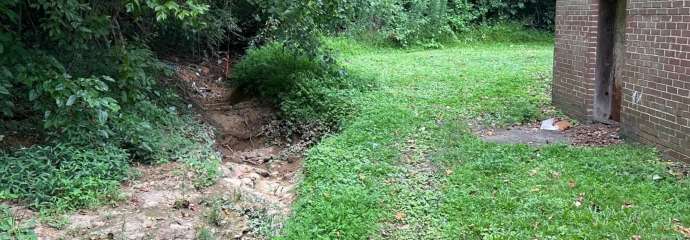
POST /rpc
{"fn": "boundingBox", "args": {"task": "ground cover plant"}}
[277,38,690,239]
[0,98,221,213]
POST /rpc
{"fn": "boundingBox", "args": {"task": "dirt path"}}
[9,57,305,240]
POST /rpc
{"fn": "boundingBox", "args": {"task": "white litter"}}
[540,118,559,131]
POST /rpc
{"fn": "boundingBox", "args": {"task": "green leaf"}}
[66,95,77,106]
[0,85,8,95]
[97,110,108,124]
[29,90,39,101]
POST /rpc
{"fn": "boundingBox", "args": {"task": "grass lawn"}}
[278,39,690,239]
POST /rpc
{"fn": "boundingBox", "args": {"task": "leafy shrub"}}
[280,73,362,127]
[232,43,370,129]
[232,43,332,99]
[459,22,554,43]
[338,0,555,47]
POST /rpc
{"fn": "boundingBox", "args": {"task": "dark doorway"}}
[594,0,626,122]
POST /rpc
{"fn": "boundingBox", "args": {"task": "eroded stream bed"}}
[8,56,306,240]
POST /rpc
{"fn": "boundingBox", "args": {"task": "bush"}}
[339,0,555,47]
[458,22,554,43]
[232,43,370,129]
[232,43,332,99]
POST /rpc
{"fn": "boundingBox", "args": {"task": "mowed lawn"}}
[278,39,690,239]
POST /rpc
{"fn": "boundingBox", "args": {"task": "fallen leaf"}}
[551,171,561,179]
[568,179,577,189]
[631,235,642,240]
[574,193,585,208]
[675,225,690,238]
[622,202,634,209]
[555,120,572,131]
[395,212,406,221]
[529,169,538,176]
[530,187,541,193]
[445,169,453,176]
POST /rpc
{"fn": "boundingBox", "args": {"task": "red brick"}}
[555,0,690,162]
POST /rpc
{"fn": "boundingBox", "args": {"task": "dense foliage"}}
[0,0,224,211]
[335,0,556,46]
[232,43,372,130]
[1,0,555,133]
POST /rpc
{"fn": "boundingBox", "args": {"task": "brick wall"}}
[553,0,599,120]
[621,0,690,162]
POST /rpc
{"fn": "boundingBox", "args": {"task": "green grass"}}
[279,39,690,239]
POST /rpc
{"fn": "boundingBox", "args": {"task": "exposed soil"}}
[477,121,622,147]
[0,120,43,150]
[478,126,571,146]
[8,56,305,239]
[568,123,622,147]
[667,161,690,180]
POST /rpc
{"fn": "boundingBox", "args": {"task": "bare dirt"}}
[568,123,622,147]
[8,55,305,239]
[477,121,622,147]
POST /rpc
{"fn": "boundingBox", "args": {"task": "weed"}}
[232,42,374,131]
[0,145,130,212]
[196,227,215,240]
[38,213,68,230]
[0,206,36,240]
[204,199,225,227]
[0,95,220,214]
[458,22,554,44]
[173,198,191,210]
[245,206,280,238]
